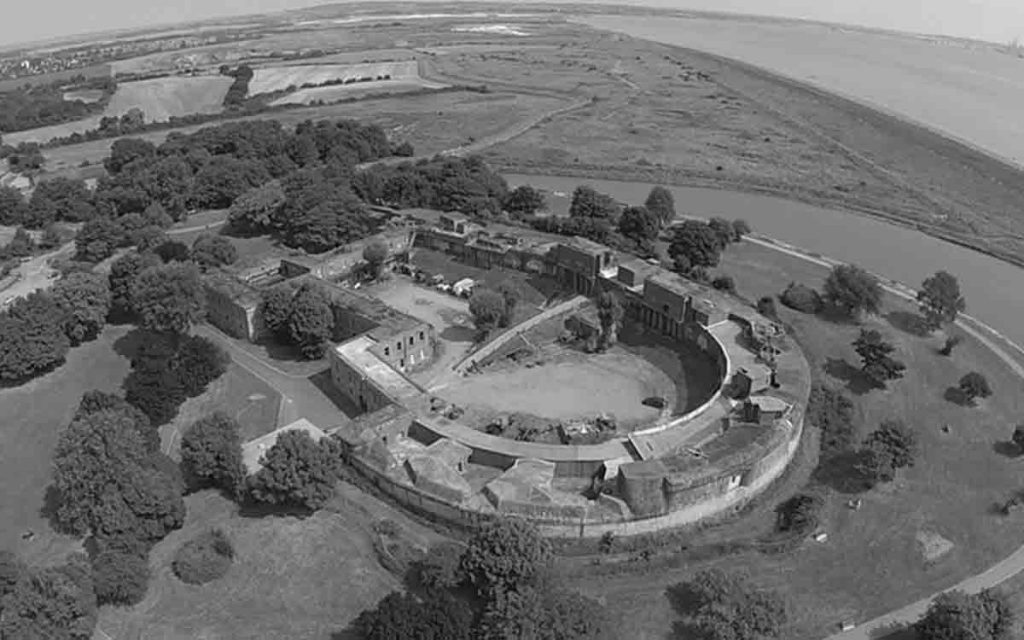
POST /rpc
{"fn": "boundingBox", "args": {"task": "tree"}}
[415,542,465,590]
[461,517,553,597]
[284,191,374,253]
[38,223,63,250]
[0,293,71,382]
[503,185,546,217]
[569,185,619,222]
[959,371,992,404]
[353,591,474,640]
[180,412,246,496]
[644,186,675,226]
[190,234,238,271]
[5,226,34,257]
[0,554,97,640]
[775,493,823,534]
[0,185,26,225]
[286,283,334,359]
[123,364,186,426]
[0,550,25,598]
[190,156,271,209]
[856,420,917,484]
[133,225,167,253]
[757,296,778,319]
[227,180,286,233]
[712,275,736,293]
[707,217,734,249]
[108,250,161,317]
[780,282,822,314]
[917,270,966,331]
[75,216,125,262]
[940,334,963,357]
[171,335,229,397]
[469,289,506,338]
[914,589,1013,640]
[171,529,234,585]
[732,218,752,241]
[32,177,97,222]
[52,408,184,541]
[363,240,389,279]
[75,390,158,455]
[668,220,721,268]
[853,329,906,387]
[1013,425,1024,455]
[153,240,191,263]
[247,430,340,510]
[50,272,111,345]
[91,551,149,606]
[142,202,174,228]
[260,283,296,339]
[104,138,156,174]
[596,291,623,351]
[131,262,205,335]
[823,264,882,318]
[670,569,788,640]
[497,282,520,328]
[617,205,660,243]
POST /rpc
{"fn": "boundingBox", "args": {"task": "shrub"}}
[91,550,150,606]
[780,282,822,314]
[757,295,778,319]
[775,493,823,535]
[415,541,465,590]
[171,530,234,585]
[807,384,855,456]
[711,275,736,293]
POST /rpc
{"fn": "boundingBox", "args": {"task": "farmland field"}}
[268,78,447,105]
[62,88,104,103]
[5,75,233,144]
[249,60,420,95]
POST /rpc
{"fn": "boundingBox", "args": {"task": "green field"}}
[569,240,1024,640]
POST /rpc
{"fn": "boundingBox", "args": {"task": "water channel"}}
[504,174,1024,349]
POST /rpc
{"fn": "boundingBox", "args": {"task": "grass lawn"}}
[570,239,1024,640]
[0,325,133,563]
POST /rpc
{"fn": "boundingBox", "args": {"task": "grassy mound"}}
[172,529,234,585]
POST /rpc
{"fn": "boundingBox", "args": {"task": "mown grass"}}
[574,240,1024,640]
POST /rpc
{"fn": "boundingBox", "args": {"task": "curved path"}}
[741,234,1024,640]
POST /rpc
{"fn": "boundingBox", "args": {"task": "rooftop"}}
[334,335,424,405]
[645,269,701,299]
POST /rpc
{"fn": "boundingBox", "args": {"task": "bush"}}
[775,493,823,535]
[171,529,234,585]
[757,295,778,319]
[415,541,465,590]
[780,282,822,314]
[807,384,855,456]
[711,275,736,292]
[92,550,150,606]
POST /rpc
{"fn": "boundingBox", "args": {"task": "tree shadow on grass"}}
[259,339,305,363]
[811,451,871,495]
[994,441,1021,458]
[816,303,860,326]
[823,358,876,396]
[237,499,315,520]
[112,326,151,360]
[664,583,705,640]
[885,310,930,338]
[944,386,971,406]
[439,325,475,343]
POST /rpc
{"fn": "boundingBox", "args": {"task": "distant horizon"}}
[2,0,1023,51]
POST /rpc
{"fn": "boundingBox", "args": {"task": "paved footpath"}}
[743,234,1024,640]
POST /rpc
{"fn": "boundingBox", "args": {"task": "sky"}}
[2,0,1023,48]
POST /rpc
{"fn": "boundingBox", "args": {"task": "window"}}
[662,304,669,314]
[409,336,414,346]
[397,341,402,350]
[384,347,390,357]
[419,331,425,341]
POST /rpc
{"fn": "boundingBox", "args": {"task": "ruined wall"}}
[204,285,256,340]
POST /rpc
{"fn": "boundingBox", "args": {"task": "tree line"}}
[0,75,116,133]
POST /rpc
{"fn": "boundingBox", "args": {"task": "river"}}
[504,174,1024,349]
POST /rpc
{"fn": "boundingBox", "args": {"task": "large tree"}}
[191,234,238,271]
[569,185,619,222]
[707,217,735,249]
[283,191,374,253]
[75,216,127,262]
[852,329,906,387]
[0,554,97,640]
[52,408,184,541]
[172,334,230,397]
[226,180,286,233]
[75,390,159,455]
[353,591,474,640]
[362,240,389,280]
[260,283,297,340]
[247,430,340,511]
[479,585,611,640]
[469,289,506,338]
[668,220,721,268]
[856,420,918,485]
[190,156,271,209]
[669,569,788,640]
[958,371,992,405]
[50,272,111,345]
[914,589,1013,640]
[91,550,150,607]
[131,262,206,335]
[503,185,546,217]
[104,138,157,174]
[596,291,623,351]
[108,250,162,317]
[917,270,966,331]
[823,264,882,318]
[0,292,70,382]
[286,283,334,359]
[644,186,675,226]
[32,177,97,222]
[460,517,553,598]
[180,412,246,496]
[617,205,660,243]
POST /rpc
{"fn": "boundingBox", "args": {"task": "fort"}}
[204,209,811,537]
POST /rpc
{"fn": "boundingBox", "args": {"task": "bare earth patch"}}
[916,530,955,564]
